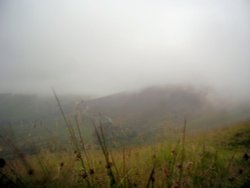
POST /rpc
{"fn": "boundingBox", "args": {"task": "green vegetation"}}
[0,119,249,187]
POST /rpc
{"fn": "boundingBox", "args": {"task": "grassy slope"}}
[0,120,249,187]
[1,88,250,150]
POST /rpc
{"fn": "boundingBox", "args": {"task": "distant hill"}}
[82,86,205,133]
[83,85,250,138]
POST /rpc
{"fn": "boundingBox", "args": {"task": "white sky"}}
[0,0,250,99]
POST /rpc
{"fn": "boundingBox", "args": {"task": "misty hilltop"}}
[84,85,249,134]
[1,85,249,127]
[86,85,210,125]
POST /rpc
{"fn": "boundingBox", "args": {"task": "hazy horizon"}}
[1,0,250,100]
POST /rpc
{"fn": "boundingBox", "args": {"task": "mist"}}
[0,0,250,100]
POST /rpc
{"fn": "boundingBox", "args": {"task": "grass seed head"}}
[89,168,95,175]
[80,171,88,179]
[28,169,34,176]
[243,153,249,161]
[176,163,182,170]
[60,162,64,168]
[163,168,169,177]
[171,149,176,156]
[238,169,243,174]
[185,161,193,171]
[76,153,81,160]
[0,158,6,168]
[105,162,112,169]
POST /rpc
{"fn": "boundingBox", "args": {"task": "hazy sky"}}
[0,0,250,99]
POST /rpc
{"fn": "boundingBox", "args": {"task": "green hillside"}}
[1,87,250,154]
[0,120,249,187]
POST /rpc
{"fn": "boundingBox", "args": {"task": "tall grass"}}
[93,121,117,187]
[52,89,91,186]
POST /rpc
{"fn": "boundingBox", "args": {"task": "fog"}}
[0,0,250,100]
